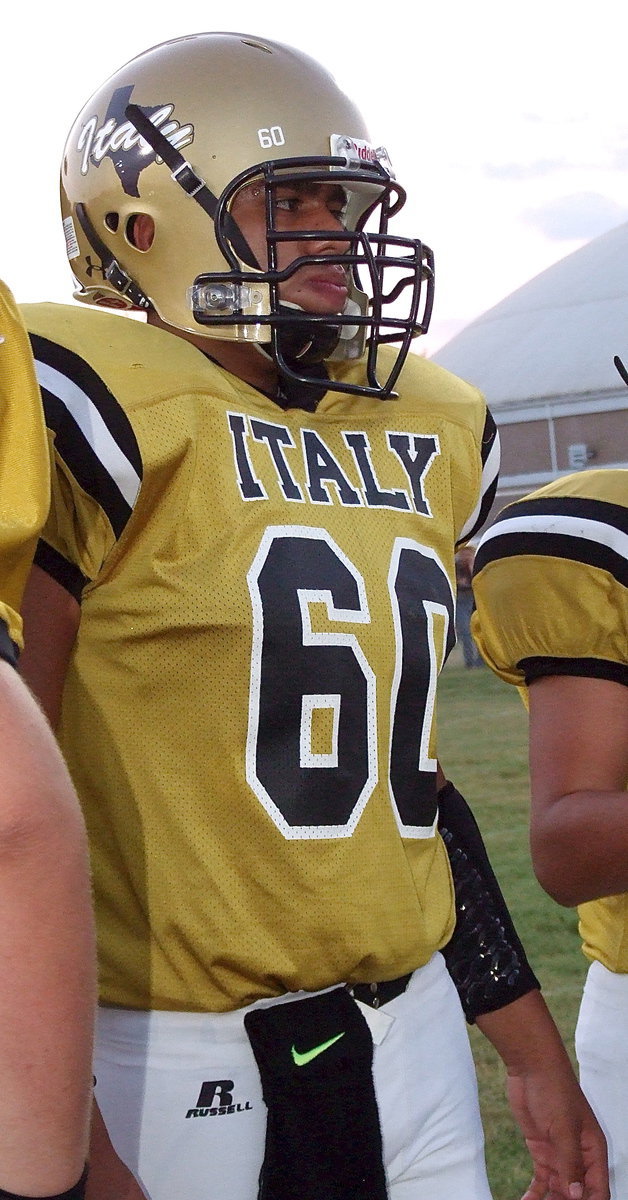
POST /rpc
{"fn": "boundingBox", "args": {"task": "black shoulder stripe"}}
[0,619,18,667]
[467,470,498,545]
[474,529,628,589]
[457,409,500,546]
[34,540,88,602]
[474,493,628,586]
[522,656,628,688]
[29,334,142,540]
[491,494,628,536]
[480,408,498,468]
[40,382,134,539]
[30,334,143,476]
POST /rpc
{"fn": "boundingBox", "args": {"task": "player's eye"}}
[327,190,348,223]
[274,194,300,212]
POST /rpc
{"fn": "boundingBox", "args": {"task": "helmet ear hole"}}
[126,213,154,251]
[105,212,119,232]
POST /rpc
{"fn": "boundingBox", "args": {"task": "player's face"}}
[230,181,350,314]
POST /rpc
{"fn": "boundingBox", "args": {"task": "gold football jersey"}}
[472,469,628,973]
[0,281,49,662]
[24,302,498,1011]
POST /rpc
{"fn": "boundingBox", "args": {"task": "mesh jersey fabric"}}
[25,302,498,1011]
[0,282,49,657]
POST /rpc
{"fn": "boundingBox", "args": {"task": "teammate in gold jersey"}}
[0,281,95,1200]
[472,468,628,1199]
[19,33,607,1200]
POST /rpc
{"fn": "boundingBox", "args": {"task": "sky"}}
[3,0,628,355]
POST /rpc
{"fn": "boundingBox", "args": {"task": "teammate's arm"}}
[476,991,609,1200]
[527,675,628,907]
[0,278,95,1197]
[19,567,148,1200]
[0,659,94,1198]
[437,767,609,1199]
[19,566,82,730]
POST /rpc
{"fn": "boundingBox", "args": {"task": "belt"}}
[346,972,413,1010]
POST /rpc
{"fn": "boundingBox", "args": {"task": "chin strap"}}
[273,303,341,364]
[258,339,331,412]
[125,104,258,268]
[275,364,330,412]
[74,102,260,310]
[254,302,339,410]
[262,302,345,410]
[75,204,150,309]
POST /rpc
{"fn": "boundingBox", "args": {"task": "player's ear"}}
[127,213,155,251]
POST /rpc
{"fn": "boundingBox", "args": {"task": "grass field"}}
[437,663,587,1199]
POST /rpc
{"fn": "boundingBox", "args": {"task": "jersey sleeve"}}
[471,488,628,688]
[29,331,143,600]
[0,282,50,659]
[455,407,500,548]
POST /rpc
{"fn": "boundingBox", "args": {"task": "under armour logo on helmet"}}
[85,256,106,279]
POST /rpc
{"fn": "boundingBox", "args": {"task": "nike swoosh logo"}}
[291,1031,346,1066]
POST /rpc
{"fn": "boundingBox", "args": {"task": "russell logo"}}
[75,84,194,197]
[185,1079,254,1120]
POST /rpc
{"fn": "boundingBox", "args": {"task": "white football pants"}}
[576,959,628,1200]
[94,952,492,1200]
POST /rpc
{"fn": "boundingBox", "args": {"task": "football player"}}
[454,543,483,667]
[0,280,95,1200]
[17,33,607,1200]
[472,468,628,1199]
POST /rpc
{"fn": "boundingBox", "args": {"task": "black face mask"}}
[118,105,435,402]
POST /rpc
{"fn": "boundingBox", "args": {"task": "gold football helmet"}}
[61,32,434,397]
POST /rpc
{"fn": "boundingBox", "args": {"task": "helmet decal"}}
[330,135,395,177]
[76,84,194,197]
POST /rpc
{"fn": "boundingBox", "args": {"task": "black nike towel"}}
[244,987,389,1200]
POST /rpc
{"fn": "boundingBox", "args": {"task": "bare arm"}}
[436,763,608,1197]
[19,564,81,728]
[527,675,628,907]
[20,564,147,1200]
[477,991,609,1200]
[0,660,94,1195]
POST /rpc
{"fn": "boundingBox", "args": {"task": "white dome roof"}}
[432,221,628,405]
